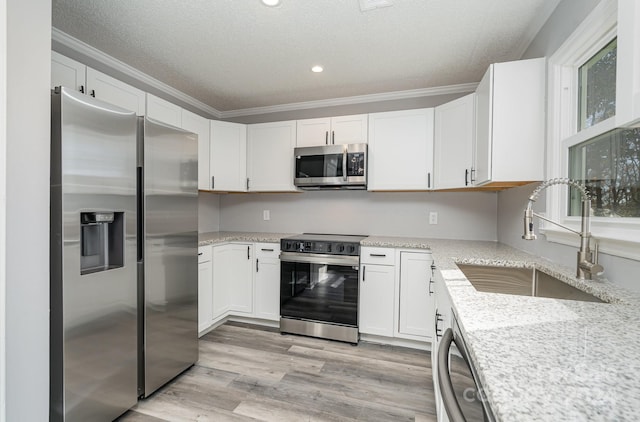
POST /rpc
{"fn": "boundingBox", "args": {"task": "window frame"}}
[546,0,640,261]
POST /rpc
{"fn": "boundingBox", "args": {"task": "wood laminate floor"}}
[117,322,437,421]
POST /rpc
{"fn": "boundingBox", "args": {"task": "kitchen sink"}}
[457,264,605,303]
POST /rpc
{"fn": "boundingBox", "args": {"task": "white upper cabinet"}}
[86,68,146,116]
[181,109,211,191]
[474,57,545,186]
[433,93,475,190]
[296,114,368,147]
[247,120,297,192]
[51,51,86,92]
[367,108,434,191]
[52,53,146,116]
[617,0,640,127]
[146,93,182,127]
[210,120,247,192]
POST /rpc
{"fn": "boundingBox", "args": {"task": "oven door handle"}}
[437,328,466,422]
[279,251,359,266]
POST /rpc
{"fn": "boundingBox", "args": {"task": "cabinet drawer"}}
[255,243,280,258]
[360,247,395,265]
[198,246,212,263]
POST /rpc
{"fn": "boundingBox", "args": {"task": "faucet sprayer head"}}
[522,208,537,240]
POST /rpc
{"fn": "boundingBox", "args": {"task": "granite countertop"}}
[426,239,640,421]
[198,231,296,246]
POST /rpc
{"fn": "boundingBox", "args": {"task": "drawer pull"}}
[369,253,386,257]
[261,248,274,252]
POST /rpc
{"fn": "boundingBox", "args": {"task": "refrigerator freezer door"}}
[140,117,198,397]
[50,87,138,421]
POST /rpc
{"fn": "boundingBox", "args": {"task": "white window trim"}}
[545,0,640,262]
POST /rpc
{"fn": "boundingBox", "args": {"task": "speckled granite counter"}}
[198,231,296,246]
[418,238,640,421]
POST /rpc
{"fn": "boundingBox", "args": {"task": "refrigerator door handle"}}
[137,166,144,263]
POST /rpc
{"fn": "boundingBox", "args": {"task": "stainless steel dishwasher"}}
[438,314,496,422]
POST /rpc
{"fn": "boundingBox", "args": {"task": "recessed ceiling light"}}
[261,0,280,6]
[311,65,324,73]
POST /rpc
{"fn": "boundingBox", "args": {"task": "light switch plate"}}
[263,210,270,221]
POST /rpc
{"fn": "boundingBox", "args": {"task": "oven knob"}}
[284,241,292,251]
[327,244,332,253]
[348,245,356,254]
[338,244,345,253]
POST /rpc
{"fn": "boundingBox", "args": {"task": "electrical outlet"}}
[263,210,270,221]
[429,211,438,225]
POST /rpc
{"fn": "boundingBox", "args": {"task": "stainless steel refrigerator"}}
[50,87,139,421]
[50,87,199,421]
[137,116,198,398]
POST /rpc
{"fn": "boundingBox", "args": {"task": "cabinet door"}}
[359,264,395,337]
[86,68,146,116]
[254,247,280,321]
[210,120,247,191]
[51,52,86,92]
[198,260,213,334]
[181,109,211,191]
[146,93,182,127]
[367,108,434,190]
[227,244,254,314]
[434,93,475,189]
[247,121,297,192]
[296,118,331,147]
[474,67,492,186]
[398,252,433,339]
[212,245,231,319]
[331,114,368,145]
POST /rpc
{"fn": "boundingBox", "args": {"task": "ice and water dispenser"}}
[80,211,125,275]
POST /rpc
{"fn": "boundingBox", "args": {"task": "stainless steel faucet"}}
[522,178,604,280]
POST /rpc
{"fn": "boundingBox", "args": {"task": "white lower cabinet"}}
[254,244,281,321]
[200,241,280,334]
[359,263,395,337]
[198,246,213,334]
[397,251,434,340]
[432,262,453,422]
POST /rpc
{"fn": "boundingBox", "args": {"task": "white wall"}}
[198,192,221,233]
[1,0,51,420]
[220,191,498,240]
[497,0,640,293]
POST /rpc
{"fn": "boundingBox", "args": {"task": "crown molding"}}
[219,83,478,118]
[52,28,478,120]
[51,28,223,119]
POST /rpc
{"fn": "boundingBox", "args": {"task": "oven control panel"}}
[281,238,361,256]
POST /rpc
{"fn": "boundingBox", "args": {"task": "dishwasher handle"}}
[437,328,466,422]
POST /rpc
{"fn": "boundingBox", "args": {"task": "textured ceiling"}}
[52,0,560,112]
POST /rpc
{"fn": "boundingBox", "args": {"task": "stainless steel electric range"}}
[279,234,365,344]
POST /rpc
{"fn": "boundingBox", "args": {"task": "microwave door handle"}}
[343,145,348,182]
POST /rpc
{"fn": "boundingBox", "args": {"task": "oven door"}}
[280,252,359,327]
[437,319,495,422]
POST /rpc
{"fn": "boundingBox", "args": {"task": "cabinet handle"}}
[261,248,274,252]
[428,172,431,189]
[211,176,215,190]
[431,263,436,277]
[198,252,203,256]
[79,85,85,94]
[256,258,259,272]
[90,89,96,98]
[246,178,250,190]
[465,169,469,186]
[332,130,335,144]
[369,253,386,258]
[325,131,328,145]
[470,168,476,183]
[435,309,443,339]
[428,278,434,296]
[247,246,250,260]
[362,265,366,282]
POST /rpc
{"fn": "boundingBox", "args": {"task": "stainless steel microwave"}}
[294,143,367,190]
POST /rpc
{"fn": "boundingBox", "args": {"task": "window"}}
[569,128,640,217]
[578,38,617,130]
[547,0,640,260]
